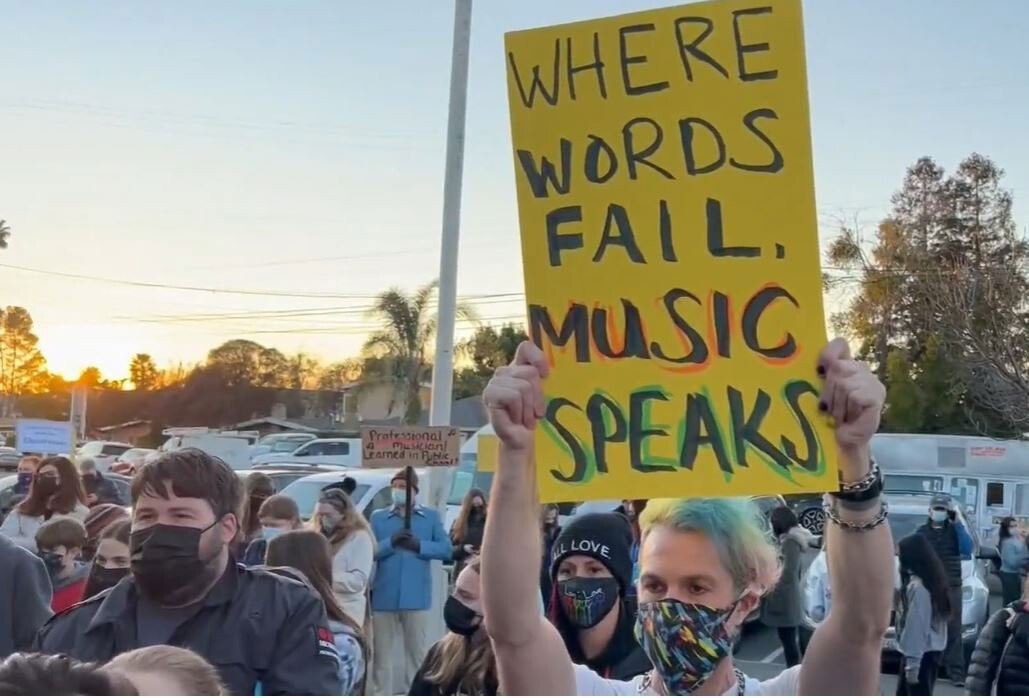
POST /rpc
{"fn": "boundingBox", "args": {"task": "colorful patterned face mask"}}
[557,577,620,629]
[634,597,742,694]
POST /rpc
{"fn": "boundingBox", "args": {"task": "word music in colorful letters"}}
[505,0,838,501]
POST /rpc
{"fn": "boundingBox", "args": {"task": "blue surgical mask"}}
[261,527,286,541]
[930,509,948,523]
[392,489,411,508]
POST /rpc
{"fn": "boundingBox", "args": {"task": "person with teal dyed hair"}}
[480,339,894,696]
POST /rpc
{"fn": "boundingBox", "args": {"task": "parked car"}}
[249,433,317,461]
[112,447,157,472]
[279,468,427,523]
[0,447,21,471]
[76,441,133,472]
[245,464,348,493]
[251,438,361,467]
[880,492,995,670]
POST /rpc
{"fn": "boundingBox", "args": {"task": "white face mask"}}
[392,488,415,508]
[930,509,948,523]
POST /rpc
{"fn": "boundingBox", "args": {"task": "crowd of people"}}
[2,337,1029,695]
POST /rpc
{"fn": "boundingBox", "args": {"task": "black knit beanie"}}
[550,512,634,593]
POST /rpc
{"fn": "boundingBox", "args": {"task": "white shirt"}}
[574,664,801,696]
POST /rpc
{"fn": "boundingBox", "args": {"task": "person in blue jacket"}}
[369,466,451,695]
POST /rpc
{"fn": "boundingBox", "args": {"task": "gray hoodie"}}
[898,576,948,671]
[0,532,53,657]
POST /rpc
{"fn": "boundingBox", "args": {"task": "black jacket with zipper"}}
[35,561,340,695]
[967,602,1029,695]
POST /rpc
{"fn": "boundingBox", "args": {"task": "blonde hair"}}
[640,498,782,594]
[311,488,373,553]
[107,646,224,695]
[422,560,496,694]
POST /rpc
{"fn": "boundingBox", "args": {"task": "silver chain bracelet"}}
[823,499,888,531]
[838,462,880,493]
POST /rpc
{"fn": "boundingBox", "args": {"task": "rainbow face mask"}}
[634,597,741,694]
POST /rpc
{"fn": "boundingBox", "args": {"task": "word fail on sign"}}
[506,0,837,502]
[361,427,461,468]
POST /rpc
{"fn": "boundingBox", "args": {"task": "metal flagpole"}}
[427,0,472,517]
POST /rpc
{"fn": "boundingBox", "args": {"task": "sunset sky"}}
[1,0,1026,380]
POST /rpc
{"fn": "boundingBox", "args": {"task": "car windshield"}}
[280,480,370,520]
[100,444,130,457]
[272,441,300,452]
[889,512,929,542]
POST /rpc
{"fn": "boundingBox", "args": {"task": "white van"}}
[875,432,1029,544]
[161,428,259,471]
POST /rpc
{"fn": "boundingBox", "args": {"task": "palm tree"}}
[0,220,10,249]
[363,279,477,424]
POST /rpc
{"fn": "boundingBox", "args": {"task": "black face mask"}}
[34,475,59,497]
[130,519,223,607]
[557,577,620,629]
[82,564,130,599]
[39,551,64,579]
[444,596,481,636]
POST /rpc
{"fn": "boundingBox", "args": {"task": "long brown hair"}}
[310,488,372,553]
[423,560,496,694]
[266,530,368,684]
[450,488,487,544]
[241,473,274,540]
[17,456,87,518]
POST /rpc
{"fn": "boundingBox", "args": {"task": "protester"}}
[0,652,134,695]
[107,645,224,695]
[36,447,341,695]
[917,493,972,687]
[267,530,368,695]
[82,503,130,561]
[9,455,41,511]
[313,488,375,628]
[804,541,831,626]
[0,456,88,552]
[451,488,487,575]
[78,457,124,507]
[81,520,131,599]
[480,339,893,695]
[895,533,950,696]
[240,472,274,549]
[999,516,1028,605]
[0,533,52,657]
[762,507,812,667]
[241,494,302,566]
[35,517,90,612]
[546,512,649,680]
[967,575,1029,695]
[410,559,497,695]
[540,503,562,602]
[369,466,452,695]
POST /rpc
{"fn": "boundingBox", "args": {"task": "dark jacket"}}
[917,519,972,587]
[409,639,498,696]
[556,601,650,681]
[0,533,53,658]
[241,538,267,567]
[36,561,340,695]
[761,526,808,628]
[451,512,486,564]
[82,473,123,506]
[968,602,1029,696]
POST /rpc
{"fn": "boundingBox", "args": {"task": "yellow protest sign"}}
[505,0,836,502]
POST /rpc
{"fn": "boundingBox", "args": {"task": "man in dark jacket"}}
[917,493,973,686]
[0,532,53,657]
[78,458,124,506]
[37,448,340,695]
[967,589,1029,695]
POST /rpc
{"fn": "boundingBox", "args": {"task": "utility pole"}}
[427,0,472,517]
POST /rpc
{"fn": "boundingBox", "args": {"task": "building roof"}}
[95,419,150,433]
[359,396,488,431]
[231,417,320,432]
